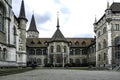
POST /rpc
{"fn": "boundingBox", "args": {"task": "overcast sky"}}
[12,0,120,38]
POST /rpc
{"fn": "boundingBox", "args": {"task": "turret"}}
[18,0,27,52]
[17,0,28,66]
[27,14,39,38]
[105,1,112,22]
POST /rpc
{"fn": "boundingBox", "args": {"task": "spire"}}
[27,14,39,32]
[94,15,97,23]
[19,0,27,21]
[107,0,110,9]
[56,12,60,28]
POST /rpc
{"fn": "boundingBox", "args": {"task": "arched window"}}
[36,49,42,55]
[57,45,61,52]
[103,39,107,48]
[29,49,35,55]
[82,41,86,47]
[75,48,80,55]
[64,46,67,53]
[0,3,5,31]
[98,43,101,50]
[50,46,54,53]
[103,27,107,33]
[75,41,79,46]
[37,58,41,65]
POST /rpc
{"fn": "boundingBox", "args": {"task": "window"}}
[103,27,107,33]
[29,49,35,55]
[70,58,73,63]
[75,48,80,55]
[36,49,42,55]
[3,48,7,61]
[82,41,86,47]
[75,59,80,64]
[103,39,107,48]
[37,41,41,44]
[31,41,35,44]
[75,41,79,46]
[50,46,54,53]
[37,58,41,65]
[0,3,5,31]
[115,24,119,31]
[98,54,101,61]
[13,26,16,44]
[98,43,101,50]
[98,31,100,37]
[70,49,73,55]
[57,45,61,52]
[104,53,107,60]
[64,46,67,53]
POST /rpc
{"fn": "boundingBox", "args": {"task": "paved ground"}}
[0,69,120,80]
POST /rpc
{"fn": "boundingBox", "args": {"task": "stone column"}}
[107,21,112,67]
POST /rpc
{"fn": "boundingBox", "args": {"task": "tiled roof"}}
[26,38,50,48]
[26,38,94,48]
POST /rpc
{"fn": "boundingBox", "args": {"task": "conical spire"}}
[56,12,60,28]
[19,0,26,18]
[27,14,39,32]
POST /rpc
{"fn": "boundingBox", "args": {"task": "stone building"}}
[0,0,27,67]
[94,2,120,68]
[26,13,95,67]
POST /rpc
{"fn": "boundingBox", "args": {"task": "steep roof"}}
[50,28,67,42]
[27,14,39,32]
[110,2,120,13]
[19,0,27,21]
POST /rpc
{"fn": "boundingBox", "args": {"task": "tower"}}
[18,0,28,66]
[27,14,39,38]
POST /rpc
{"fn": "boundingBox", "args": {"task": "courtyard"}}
[0,69,120,80]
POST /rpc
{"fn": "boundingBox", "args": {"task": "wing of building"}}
[94,2,120,69]
[0,0,27,67]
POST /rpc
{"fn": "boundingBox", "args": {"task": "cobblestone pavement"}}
[0,69,120,80]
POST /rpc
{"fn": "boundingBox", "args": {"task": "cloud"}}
[54,0,61,4]
[60,6,70,14]
[35,12,52,25]
[74,33,95,38]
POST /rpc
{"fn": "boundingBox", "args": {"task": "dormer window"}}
[37,41,41,44]
[31,41,35,44]
[75,41,79,46]
[82,41,86,47]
